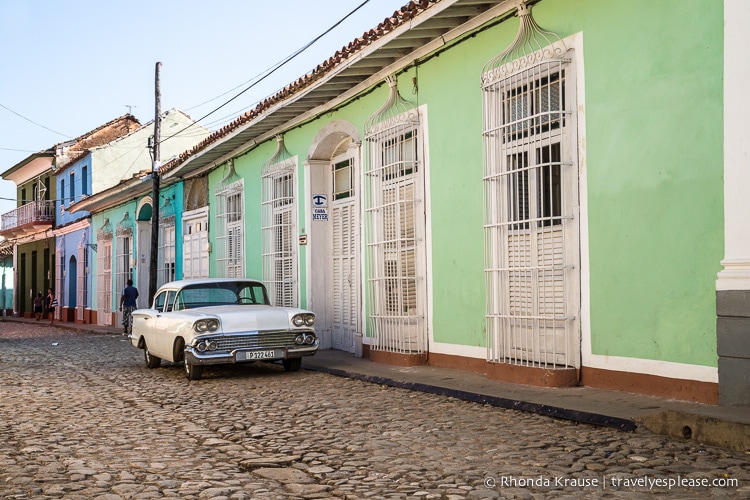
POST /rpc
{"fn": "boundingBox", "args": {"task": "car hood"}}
[181,305,301,333]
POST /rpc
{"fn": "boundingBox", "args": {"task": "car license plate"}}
[238,350,277,361]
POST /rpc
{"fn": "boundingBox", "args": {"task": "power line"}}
[161,0,372,145]
[0,147,38,153]
[0,103,72,138]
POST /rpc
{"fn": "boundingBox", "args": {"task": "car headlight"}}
[304,313,315,326]
[194,319,220,333]
[292,313,315,327]
[196,340,219,352]
[294,333,316,345]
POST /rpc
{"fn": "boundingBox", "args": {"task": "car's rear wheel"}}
[184,361,203,380]
[144,345,161,369]
[283,358,302,372]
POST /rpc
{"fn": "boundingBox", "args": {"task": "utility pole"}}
[148,62,162,305]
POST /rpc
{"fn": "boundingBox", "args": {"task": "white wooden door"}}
[330,155,358,352]
[182,208,209,279]
[97,240,112,325]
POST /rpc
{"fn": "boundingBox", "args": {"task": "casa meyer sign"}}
[312,194,328,221]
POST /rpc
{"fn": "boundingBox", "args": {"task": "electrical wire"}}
[160,0,372,146]
[0,147,38,153]
[0,103,72,139]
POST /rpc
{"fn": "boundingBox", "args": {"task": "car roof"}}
[158,278,265,290]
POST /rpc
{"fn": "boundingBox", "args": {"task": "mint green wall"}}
[409,54,489,348]
[383,0,723,364]
[204,0,723,368]
[536,0,723,366]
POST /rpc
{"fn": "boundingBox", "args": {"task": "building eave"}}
[162,0,519,181]
[68,174,153,214]
[0,151,55,185]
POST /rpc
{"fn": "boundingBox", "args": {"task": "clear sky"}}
[0,0,409,215]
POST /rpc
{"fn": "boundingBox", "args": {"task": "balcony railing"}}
[0,201,56,234]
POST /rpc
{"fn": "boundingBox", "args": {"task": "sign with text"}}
[312,194,328,221]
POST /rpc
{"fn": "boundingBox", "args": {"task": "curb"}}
[303,364,637,432]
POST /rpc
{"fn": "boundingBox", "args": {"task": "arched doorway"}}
[136,198,152,308]
[306,120,361,354]
[68,256,77,309]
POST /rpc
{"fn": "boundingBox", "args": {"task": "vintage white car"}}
[129,278,318,380]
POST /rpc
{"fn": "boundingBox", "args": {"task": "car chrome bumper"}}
[184,344,318,366]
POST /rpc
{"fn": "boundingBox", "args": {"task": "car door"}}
[136,290,171,360]
[149,290,178,360]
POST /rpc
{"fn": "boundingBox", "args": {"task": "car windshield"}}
[174,282,270,310]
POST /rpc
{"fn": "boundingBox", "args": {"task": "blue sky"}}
[0,0,409,215]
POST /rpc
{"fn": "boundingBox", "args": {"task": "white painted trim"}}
[419,104,434,354]
[718,0,750,291]
[136,196,153,221]
[302,160,313,312]
[53,218,91,236]
[291,154,301,308]
[307,120,361,161]
[430,341,486,359]
[716,259,750,291]
[584,353,718,384]
[427,342,717,383]
[571,30,594,374]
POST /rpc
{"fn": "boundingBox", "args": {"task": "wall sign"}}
[312,194,328,221]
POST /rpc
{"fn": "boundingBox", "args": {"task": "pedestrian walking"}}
[33,292,44,321]
[45,288,57,326]
[120,279,139,335]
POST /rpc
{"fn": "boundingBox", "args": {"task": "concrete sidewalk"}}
[3,316,748,452]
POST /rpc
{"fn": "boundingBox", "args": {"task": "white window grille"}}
[157,221,175,286]
[482,5,580,368]
[262,136,298,308]
[97,220,113,326]
[364,76,427,354]
[215,164,244,279]
[157,198,176,287]
[182,207,209,279]
[115,213,134,326]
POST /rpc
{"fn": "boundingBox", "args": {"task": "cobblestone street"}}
[0,322,748,499]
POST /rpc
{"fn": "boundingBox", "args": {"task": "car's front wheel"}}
[144,346,161,369]
[283,358,302,372]
[184,361,203,380]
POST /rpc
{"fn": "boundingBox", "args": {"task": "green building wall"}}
[554,0,723,366]
[203,0,723,370]
[408,0,724,367]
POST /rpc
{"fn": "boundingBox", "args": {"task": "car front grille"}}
[211,330,304,351]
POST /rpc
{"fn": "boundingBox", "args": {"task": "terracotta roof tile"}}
[56,114,141,169]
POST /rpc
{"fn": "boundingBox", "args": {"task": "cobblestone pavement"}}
[0,322,748,499]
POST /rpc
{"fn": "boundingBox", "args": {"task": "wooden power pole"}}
[148,62,162,304]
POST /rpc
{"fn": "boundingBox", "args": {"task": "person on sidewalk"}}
[33,292,44,321]
[119,279,139,335]
[45,288,57,326]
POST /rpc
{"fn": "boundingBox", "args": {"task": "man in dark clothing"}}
[120,279,139,334]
